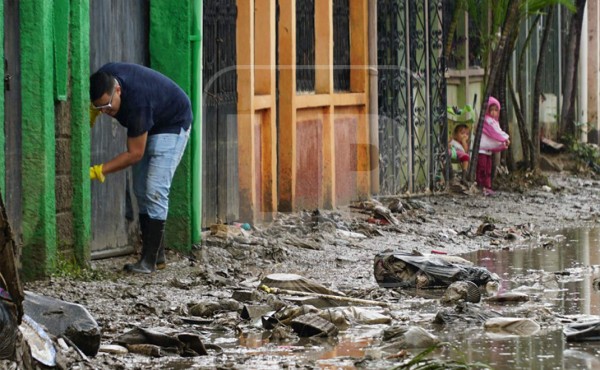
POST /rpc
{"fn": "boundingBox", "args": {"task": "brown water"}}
[451,227,600,369]
[164,227,600,369]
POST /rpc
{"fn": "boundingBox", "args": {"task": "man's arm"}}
[101,132,148,175]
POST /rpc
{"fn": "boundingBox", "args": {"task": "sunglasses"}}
[92,81,118,110]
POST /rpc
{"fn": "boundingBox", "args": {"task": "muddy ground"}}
[18,159,600,369]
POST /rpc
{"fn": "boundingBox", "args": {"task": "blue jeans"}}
[132,127,190,220]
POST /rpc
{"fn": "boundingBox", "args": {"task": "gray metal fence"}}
[377,0,447,196]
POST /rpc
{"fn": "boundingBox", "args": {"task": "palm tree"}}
[560,0,586,138]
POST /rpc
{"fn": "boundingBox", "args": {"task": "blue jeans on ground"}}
[132,127,190,220]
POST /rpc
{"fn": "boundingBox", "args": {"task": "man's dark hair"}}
[90,71,115,101]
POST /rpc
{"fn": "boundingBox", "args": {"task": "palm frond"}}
[522,0,576,14]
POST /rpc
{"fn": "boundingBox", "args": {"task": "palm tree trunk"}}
[508,74,532,168]
[497,27,521,172]
[513,14,541,169]
[531,6,556,170]
[560,0,586,137]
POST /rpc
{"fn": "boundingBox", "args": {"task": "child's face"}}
[454,127,469,141]
[488,105,499,120]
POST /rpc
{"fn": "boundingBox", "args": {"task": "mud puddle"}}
[223,227,600,369]
[439,226,600,369]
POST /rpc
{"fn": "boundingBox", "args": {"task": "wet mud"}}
[20,172,600,369]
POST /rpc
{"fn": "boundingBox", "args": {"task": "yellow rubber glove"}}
[90,104,101,128]
[90,164,105,183]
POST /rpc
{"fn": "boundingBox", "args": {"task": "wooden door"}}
[89,0,149,258]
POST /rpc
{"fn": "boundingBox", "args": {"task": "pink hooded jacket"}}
[479,96,509,154]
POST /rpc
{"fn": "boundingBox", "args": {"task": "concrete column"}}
[20,0,57,279]
[69,0,92,267]
[150,0,193,250]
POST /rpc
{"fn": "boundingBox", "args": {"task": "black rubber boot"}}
[124,218,165,274]
[138,213,150,243]
[137,214,165,269]
[156,235,166,270]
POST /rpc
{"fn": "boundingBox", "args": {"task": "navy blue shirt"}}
[98,63,193,137]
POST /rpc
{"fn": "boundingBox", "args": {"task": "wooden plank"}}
[295,118,323,209]
[278,0,298,212]
[296,94,331,109]
[254,0,272,95]
[349,0,368,92]
[237,0,256,222]
[261,107,277,219]
[356,106,371,197]
[254,113,263,217]
[331,93,367,106]
[322,106,335,208]
[333,113,357,205]
[296,93,366,109]
[315,0,333,94]
[314,0,335,208]
[264,0,278,219]
[254,94,273,110]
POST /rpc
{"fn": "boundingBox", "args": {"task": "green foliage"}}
[464,0,576,63]
[391,342,492,370]
[52,256,110,281]
[564,135,600,169]
[523,0,576,14]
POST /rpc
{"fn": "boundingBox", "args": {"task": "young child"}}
[449,123,470,182]
[477,96,510,196]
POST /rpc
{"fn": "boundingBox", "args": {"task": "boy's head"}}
[453,124,469,141]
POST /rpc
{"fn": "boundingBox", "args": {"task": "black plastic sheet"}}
[374,251,499,288]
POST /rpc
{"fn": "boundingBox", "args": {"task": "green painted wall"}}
[17,0,90,278]
[20,0,57,279]
[69,0,92,266]
[190,0,203,244]
[149,1,194,251]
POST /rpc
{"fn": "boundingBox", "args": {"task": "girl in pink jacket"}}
[477,96,510,195]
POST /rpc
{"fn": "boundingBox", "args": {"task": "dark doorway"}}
[4,0,22,246]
